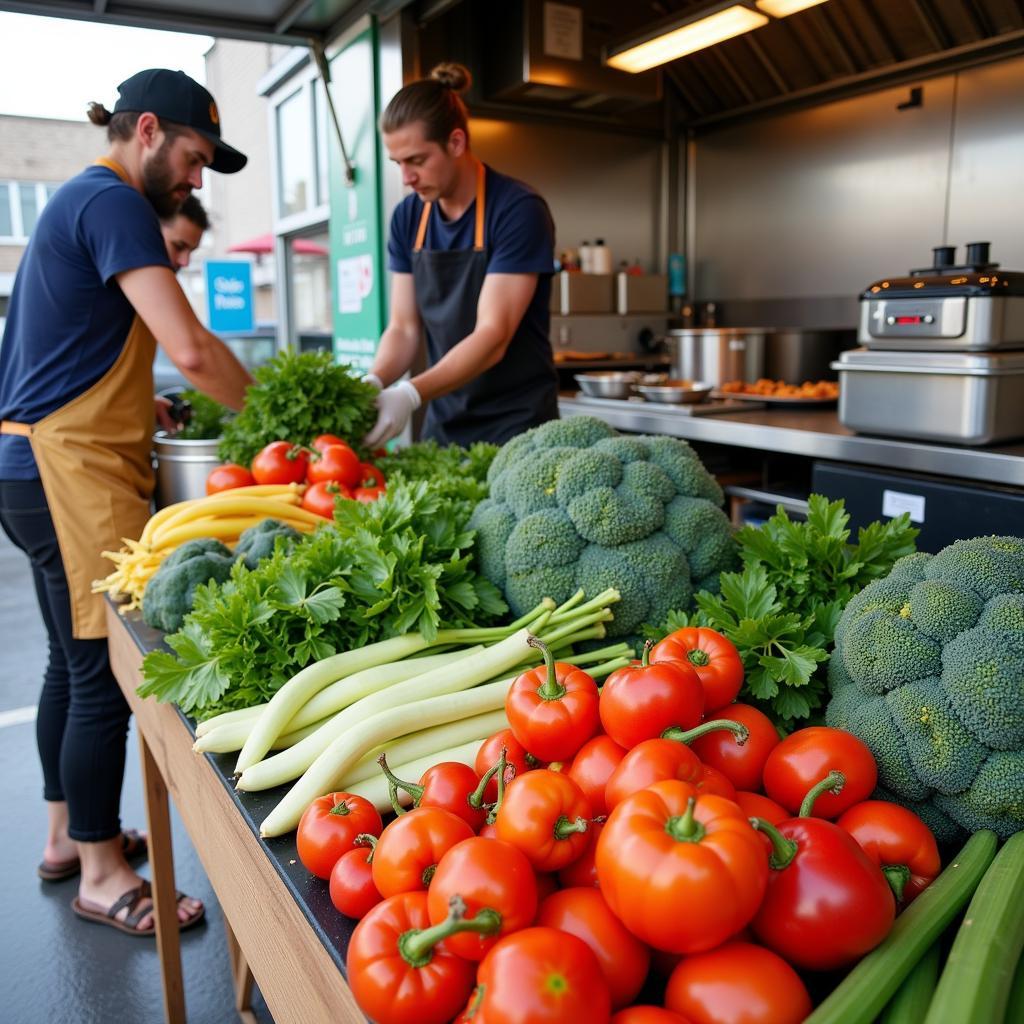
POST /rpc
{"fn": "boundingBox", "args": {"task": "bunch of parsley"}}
[218,350,379,466]
[645,495,918,728]
[174,390,233,441]
[139,480,506,717]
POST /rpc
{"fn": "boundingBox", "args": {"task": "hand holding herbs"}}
[645,495,918,727]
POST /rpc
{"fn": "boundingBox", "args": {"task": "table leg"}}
[224,919,259,1024]
[139,731,187,1024]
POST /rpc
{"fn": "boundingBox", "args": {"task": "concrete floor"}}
[0,531,273,1024]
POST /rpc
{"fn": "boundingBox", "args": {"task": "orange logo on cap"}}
[209,101,219,126]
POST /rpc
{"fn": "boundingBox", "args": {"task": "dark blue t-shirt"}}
[0,164,170,479]
[387,163,555,336]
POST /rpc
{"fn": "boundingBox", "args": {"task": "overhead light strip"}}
[755,0,831,17]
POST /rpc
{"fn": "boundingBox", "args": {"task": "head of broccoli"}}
[142,539,235,634]
[826,535,1024,840]
[468,416,737,638]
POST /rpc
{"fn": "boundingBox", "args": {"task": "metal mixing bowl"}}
[636,380,714,405]
[574,372,638,399]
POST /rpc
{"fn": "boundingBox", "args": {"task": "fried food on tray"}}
[719,378,839,399]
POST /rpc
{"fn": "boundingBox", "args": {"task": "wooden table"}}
[107,602,366,1024]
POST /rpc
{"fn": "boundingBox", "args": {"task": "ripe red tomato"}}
[733,790,788,826]
[762,726,878,818]
[596,783,768,955]
[495,770,595,872]
[651,627,744,713]
[459,927,611,1024]
[611,1008,690,1024]
[557,821,602,889]
[307,442,362,487]
[537,887,650,1009]
[568,735,627,818]
[296,792,382,880]
[359,462,386,488]
[353,485,385,503]
[205,463,255,494]
[329,843,382,919]
[599,644,704,750]
[382,758,487,831]
[427,836,538,961]
[698,764,737,802]
[301,480,350,518]
[347,891,477,1024]
[371,806,474,898]
[311,433,347,453]
[251,440,309,484]
[506,642,600,763]
[604,738,704,813]
[689,703,780,792]
[476,729,536,802]
[665,941,812,1024]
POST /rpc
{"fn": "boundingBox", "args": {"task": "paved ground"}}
[0,530,273,1024]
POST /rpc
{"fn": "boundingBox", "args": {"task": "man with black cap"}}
[0,69,251,937]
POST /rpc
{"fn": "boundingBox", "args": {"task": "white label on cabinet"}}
[544,3,583,61]
[882,489,926,523]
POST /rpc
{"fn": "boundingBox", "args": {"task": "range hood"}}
[482,1,662,112]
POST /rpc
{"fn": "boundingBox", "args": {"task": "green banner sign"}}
[328,25,385,371]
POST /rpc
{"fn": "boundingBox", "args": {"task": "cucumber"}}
[1006,944,1024,1024]
[880,942,940,1024]
[805,830,998,1024]
[924,831,1024,1024]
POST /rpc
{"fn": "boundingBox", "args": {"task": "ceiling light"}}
[605,3,769,74]
[755,0,831,16]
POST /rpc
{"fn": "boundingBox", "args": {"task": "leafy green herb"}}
[218,350,378,466]
[174,390,233,440]
[139,479,505,717]
[644,495,918,728]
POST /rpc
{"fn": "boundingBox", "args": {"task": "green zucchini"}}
[924,831,1024,1024]
[805,830,998,1024]
[1006,944,1024,1024]
[880,942,941,1024]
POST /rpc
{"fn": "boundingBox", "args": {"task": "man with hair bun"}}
[364,62,559,447]
[0,69,251,939]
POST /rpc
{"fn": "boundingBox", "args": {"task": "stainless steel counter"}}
[558,394,1024,488]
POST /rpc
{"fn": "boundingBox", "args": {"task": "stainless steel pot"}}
[152,432,223,508]
[765,328,856,382]
[666,328,766,386]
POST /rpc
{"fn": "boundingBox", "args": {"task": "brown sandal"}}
[38,829,149,882]
[71,879,205,937]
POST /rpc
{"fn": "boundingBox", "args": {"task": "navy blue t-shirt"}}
[0,165,170,479]
[387,163,555,337]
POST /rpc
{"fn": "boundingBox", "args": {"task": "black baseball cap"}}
[113,68,247,174]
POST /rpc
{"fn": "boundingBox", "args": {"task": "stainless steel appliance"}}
[832,349,1024,446]
[858,242,1024,351]
[153,432,223,507]
[666,328,766,386]
[765,329,855,382]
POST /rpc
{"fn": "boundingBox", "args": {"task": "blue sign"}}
[205,260,254,332]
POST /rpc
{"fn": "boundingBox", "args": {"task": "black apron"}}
[412,162,559,446]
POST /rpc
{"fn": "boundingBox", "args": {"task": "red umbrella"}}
[227,233,328,256]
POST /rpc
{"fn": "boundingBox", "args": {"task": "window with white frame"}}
[0,181,61,242]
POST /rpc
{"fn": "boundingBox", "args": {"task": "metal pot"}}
[765,328,856,382]
[152,432,223,508]
[665,328,767,386]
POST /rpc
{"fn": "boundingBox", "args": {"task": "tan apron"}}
[1,157,157,639]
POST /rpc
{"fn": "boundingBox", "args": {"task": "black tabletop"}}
[118,610,359,976]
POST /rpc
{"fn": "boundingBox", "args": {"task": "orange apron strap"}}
[413,201,431,253]
[93,156,130,183]
[0,420,32,437]
[474,161,486,252]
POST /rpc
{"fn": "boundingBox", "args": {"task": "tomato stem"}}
[377,752,423,816]
[329,799,353,817]
[798,770,846,818]
[664,797,706,844]
[882,864,912,903]
[462,983,486,1021]
[641,639,653,668]
[750,816,798,870]
[470,747,506,811]
[485,749,514,826]
[398,895,501,968]
[353,833,377,865]
[528,636,567,701]
[554,815,589,840]
[687,648,710,667]
[662,719,750,746]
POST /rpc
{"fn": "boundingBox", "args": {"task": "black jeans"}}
[0,478,131,842]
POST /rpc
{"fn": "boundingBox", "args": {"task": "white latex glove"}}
[362,372,383,392]
[364,380,421,447]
